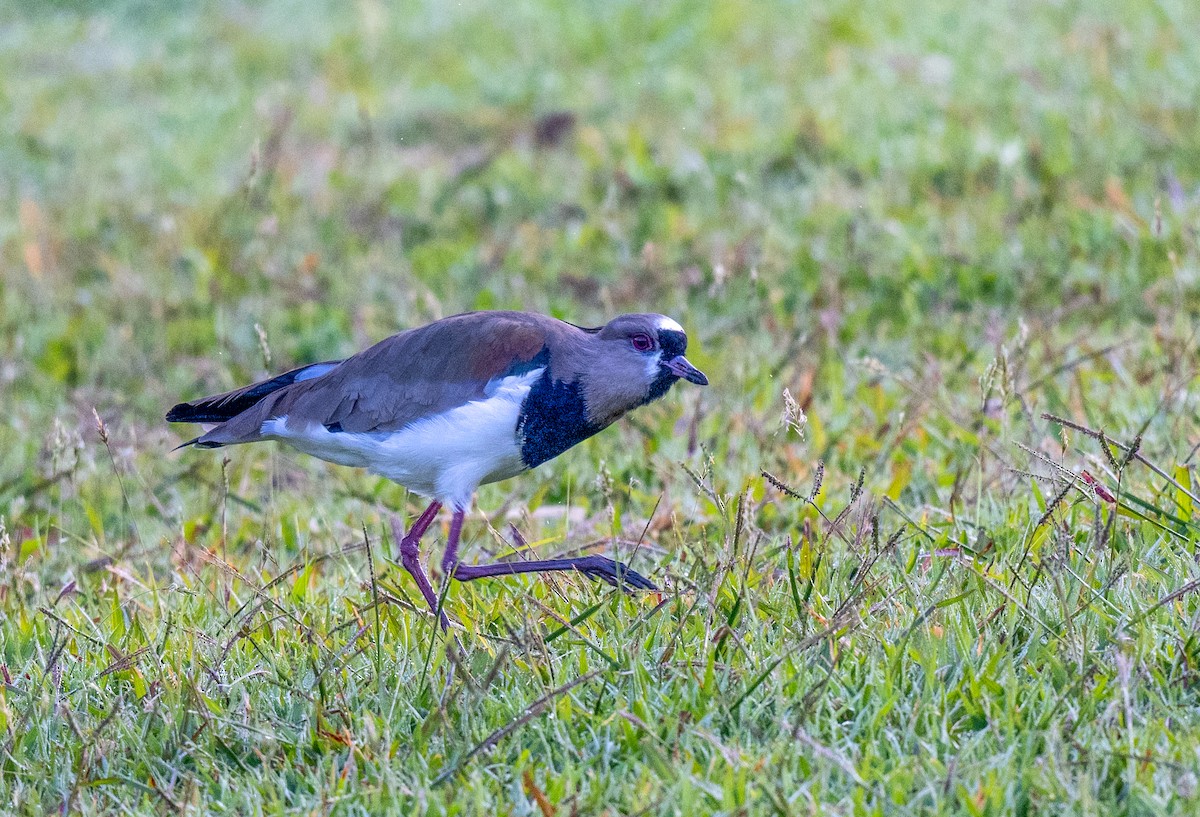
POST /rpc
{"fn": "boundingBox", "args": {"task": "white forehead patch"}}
[656,316,684,333]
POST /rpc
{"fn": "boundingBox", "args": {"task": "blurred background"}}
[5,0,1199,512]
[3,0,1200,811]
[4,0,1197,429]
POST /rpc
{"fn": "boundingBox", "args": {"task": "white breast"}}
[260,368,543,508]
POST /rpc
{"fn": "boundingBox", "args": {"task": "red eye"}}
[631,333,654,352]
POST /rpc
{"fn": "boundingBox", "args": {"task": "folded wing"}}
[168,312,556,449]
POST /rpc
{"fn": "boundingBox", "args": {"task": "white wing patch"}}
[260,368,545,508]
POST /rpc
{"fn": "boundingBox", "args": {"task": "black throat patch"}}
[644,370,678,404]
[642,328,688,404]
[517,374,601,469]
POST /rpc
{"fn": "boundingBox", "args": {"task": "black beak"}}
[663,355,709,386]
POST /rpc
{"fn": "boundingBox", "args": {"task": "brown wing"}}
[188,311,557,447]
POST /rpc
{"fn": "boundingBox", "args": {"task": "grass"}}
[3,0,1200,812]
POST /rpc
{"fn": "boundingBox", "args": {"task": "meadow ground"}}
[3,0,1200,813]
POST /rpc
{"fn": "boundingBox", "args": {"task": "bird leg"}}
[451,557,657,590]
[440,508,657,591]
[440,508,467,577]
[392,500,449,628]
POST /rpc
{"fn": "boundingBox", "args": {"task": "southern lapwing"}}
[167,311,708,627]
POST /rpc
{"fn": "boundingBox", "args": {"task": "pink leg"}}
[451,556,656,590]
[438,509,655,591]
[440,508,466,577]
[392,501,449,629]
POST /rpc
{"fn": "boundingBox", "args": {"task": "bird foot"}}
[569,555,658,591]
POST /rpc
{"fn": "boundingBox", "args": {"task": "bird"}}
[167,310,708,628]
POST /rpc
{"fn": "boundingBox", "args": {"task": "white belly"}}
[260,369,540,507]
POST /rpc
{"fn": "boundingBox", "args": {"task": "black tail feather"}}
[172,437,224,451]
[166,360,341,425]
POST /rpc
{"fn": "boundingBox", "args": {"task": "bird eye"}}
[631,333,654,352]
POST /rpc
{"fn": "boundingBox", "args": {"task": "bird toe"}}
[577,556,657,592]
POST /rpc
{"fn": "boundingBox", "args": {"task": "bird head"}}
[573,313,708,427]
